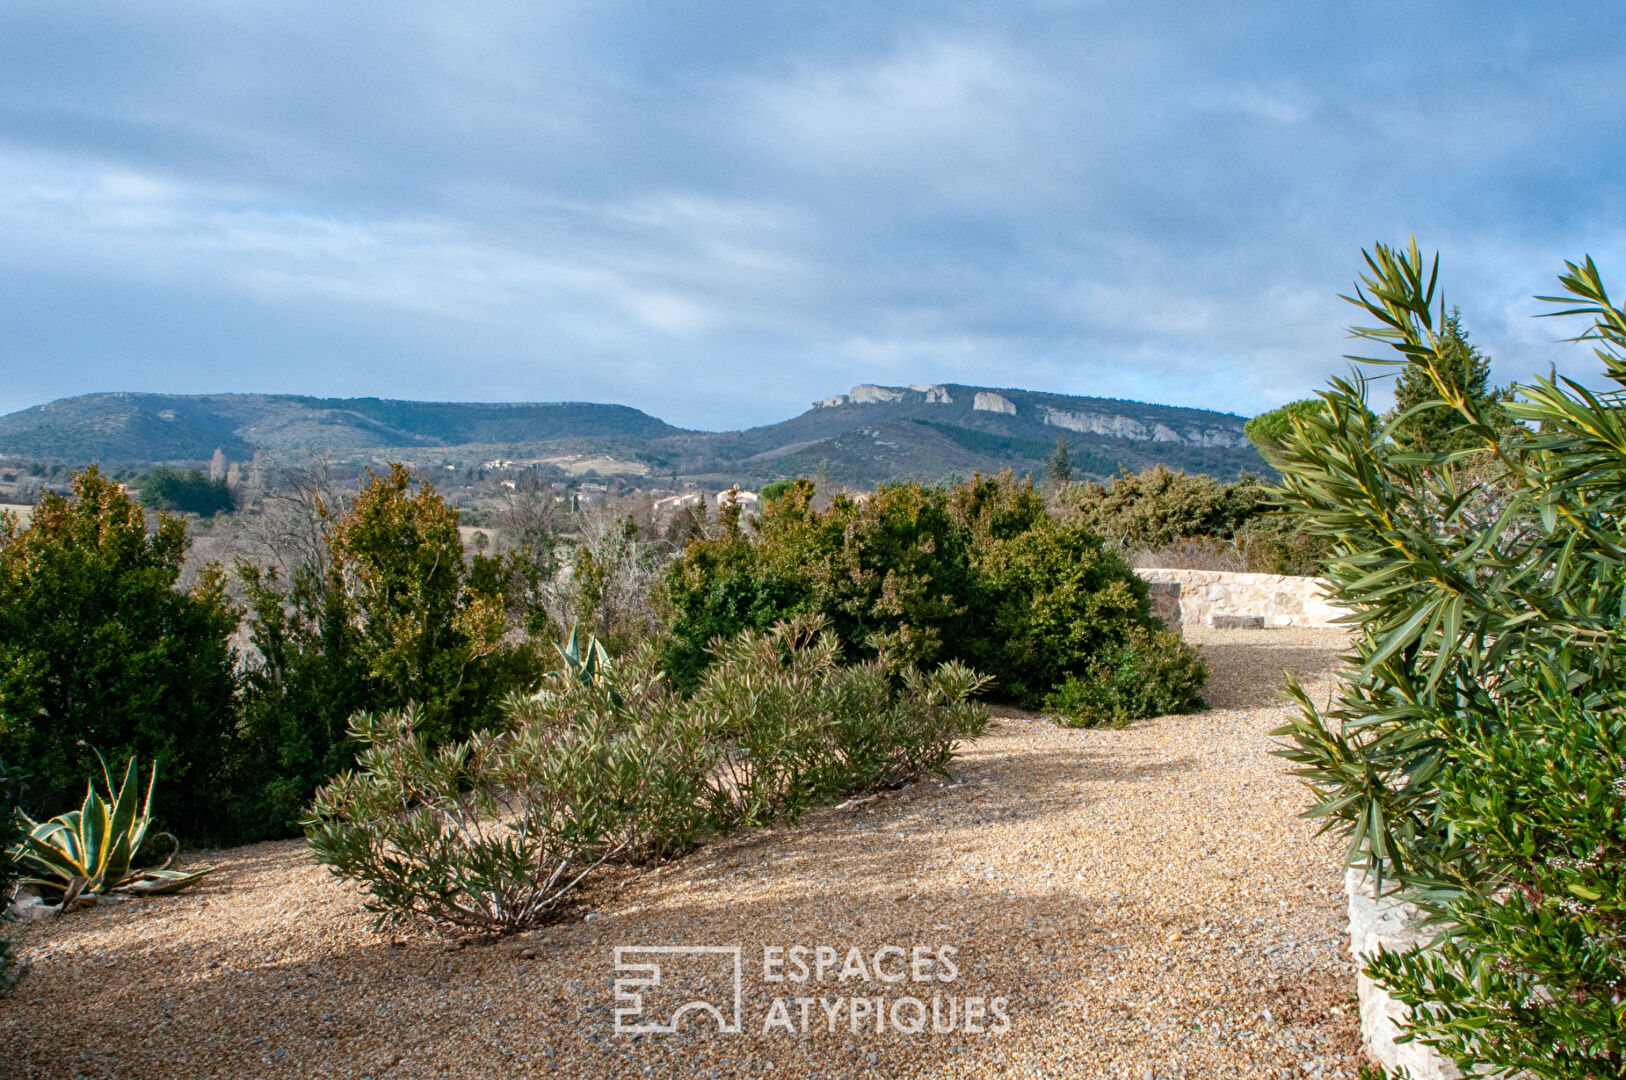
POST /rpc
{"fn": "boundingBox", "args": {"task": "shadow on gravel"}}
[1194,641,1346,710]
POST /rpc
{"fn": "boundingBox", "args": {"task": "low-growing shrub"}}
[1042,626,1207,727]
[307,619,989,936]
[1230,512,1330,576]
[1129,515,1330,577]
[307,695,699,935]
[691,620,989,827]
[1055,465,1268,549]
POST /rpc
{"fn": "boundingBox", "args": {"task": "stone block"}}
[1208,614,1265,629]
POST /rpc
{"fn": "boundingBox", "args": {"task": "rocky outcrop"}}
[848,385,907,405]
[799,385,1253,456]
[1040,407,1244,447]
[815,384,954,408]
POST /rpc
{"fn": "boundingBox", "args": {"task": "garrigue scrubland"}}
[5,240,1626,1079]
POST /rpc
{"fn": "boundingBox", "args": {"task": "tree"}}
[0,467,239,835]
[1044,437,1073,488]
[1384,306,1508,452]
[231,464,544,840]
[139,466,234,516]
[1243,399,1326,467]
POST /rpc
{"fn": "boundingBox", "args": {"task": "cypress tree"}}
[1389,307,1504,452]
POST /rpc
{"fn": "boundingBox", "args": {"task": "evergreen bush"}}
[0,754,25,995]
[1056,465,1267,549]
[1044,626,1208,728]
[661,472,1205,717]
[0,468,239,836]
[231,464,543,841]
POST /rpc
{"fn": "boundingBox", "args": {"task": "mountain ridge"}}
[0,384,1268,484]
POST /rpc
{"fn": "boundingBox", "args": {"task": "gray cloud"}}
[2,1,1625,430]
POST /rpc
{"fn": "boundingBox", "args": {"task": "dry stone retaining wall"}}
[1345,871,1463,1080]
[1136,569,1341,630]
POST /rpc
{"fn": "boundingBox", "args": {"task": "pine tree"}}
[1044,437,1073,488]
[1388,308,1505,452]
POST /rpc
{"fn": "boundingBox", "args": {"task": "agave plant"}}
[11,755,213,908]
[515,623,622,711]
[555,624,612,688]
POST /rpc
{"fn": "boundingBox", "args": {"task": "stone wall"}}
[1345,871,1462,1080]
[1144,580,1183,637]
[1136,569,1341,630]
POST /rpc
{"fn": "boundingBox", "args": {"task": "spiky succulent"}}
[10,755,213,907]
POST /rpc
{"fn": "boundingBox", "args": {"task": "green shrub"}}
[661,477,973,688]
[308,617,989,937]
[1271,240,1626,1078]
[1364,690,1625,1078]
[1230,512,1330,576]
[1043,626,1208,727]
[662,471,1188,711]
[0,755,25,996]
[231,464,544,842]
[1056,465,1268,549]
[967,523,1156,705]
[307,699,694,935]
[689,619,989,827]
[0,468,239,837]
[138,466,234,516]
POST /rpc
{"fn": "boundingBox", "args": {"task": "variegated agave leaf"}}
[117,867,216,895]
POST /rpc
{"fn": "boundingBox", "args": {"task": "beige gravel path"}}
[1,627,1361,1079]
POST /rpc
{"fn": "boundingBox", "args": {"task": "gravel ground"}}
[1,627,1362,1080]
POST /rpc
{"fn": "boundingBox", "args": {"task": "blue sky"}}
[2,2,1624,431]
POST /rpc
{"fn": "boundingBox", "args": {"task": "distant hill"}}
[0,384,1268,483]
[0,393,680,463]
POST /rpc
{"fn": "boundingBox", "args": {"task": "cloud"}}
[2,1,1625,430]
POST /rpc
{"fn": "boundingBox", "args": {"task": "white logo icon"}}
[613,946,743,1035]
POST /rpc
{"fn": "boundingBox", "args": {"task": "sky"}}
[2,1,1625,431]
